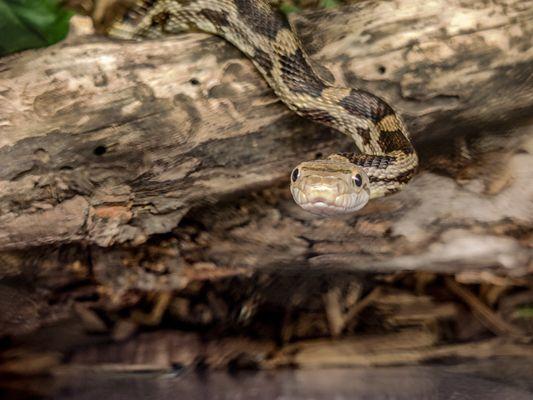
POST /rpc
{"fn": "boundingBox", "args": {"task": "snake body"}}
[108,0,418,215]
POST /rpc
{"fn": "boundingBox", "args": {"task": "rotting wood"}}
[0,0,532,250]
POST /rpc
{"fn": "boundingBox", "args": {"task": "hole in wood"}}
[93,145,107,156]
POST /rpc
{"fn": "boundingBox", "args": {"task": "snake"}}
[106,0,418,216]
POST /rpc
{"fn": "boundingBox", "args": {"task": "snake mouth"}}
[300,200,355,216]
[291,188,369,216]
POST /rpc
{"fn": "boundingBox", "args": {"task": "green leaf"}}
[514,306,533,319]
[0,0,72,56]
[279,2,301,15]
[320,0,340,8]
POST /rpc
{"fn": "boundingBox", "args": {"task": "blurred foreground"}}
[3,359,533,400]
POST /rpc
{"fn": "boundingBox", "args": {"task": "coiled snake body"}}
[108,0,418,215]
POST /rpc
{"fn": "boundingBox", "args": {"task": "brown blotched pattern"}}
[369,167,416,185]
[297,108,337,125]
[379,130,414,153]
[279,49,326,96]
[357,128,373,147]
[151,11,171,30]
[235,0,290,40]
[199,8,230,27]
[120,0,154,25]
[339,89,394,123]
[252,47,274,78]
[345,153,394,170]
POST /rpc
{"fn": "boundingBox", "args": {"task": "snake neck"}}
[108,0,418,198]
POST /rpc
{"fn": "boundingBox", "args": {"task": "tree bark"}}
[0,0,532,253]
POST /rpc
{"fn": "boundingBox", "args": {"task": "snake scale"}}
[107,0,418,216]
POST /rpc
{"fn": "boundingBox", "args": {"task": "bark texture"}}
[0,0,531,253]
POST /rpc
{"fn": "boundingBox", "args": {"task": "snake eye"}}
[353,173,363,187]
[291,168,300,182]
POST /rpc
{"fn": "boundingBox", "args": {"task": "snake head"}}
[290,157,370,216]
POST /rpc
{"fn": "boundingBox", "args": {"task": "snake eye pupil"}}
[353,174,363,187]
[291,168,300,182]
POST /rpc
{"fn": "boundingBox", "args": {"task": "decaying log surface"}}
[0,0,532,251]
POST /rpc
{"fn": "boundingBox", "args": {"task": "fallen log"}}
[0,0,532,251]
